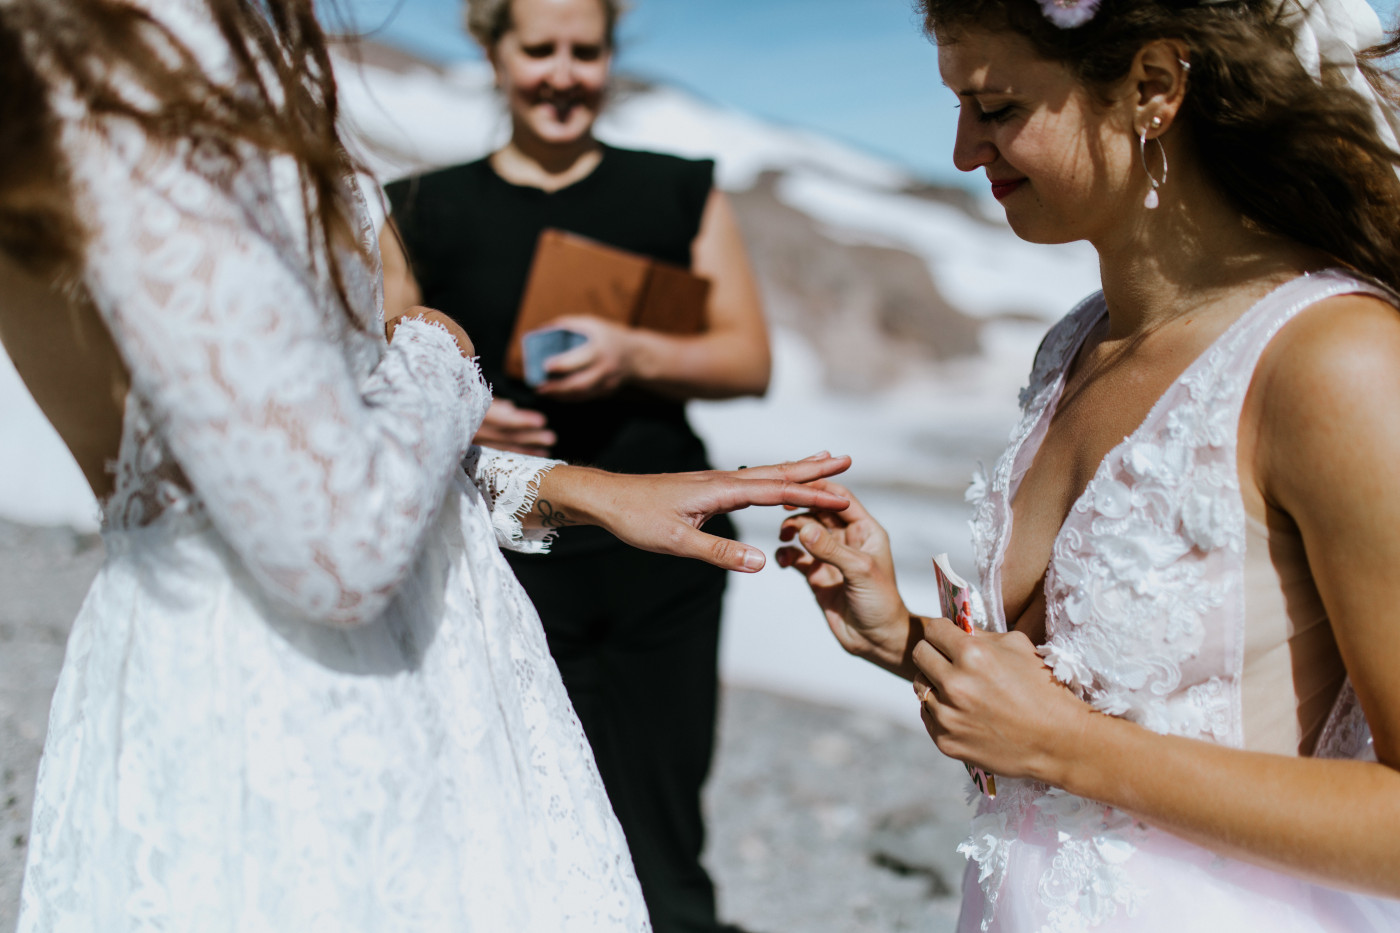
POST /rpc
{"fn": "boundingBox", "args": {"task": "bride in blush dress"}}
[779,0,1400,930]
[0,1,850,929]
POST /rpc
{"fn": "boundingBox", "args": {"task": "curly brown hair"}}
[918,0,1400,291]
[0,0,363,301]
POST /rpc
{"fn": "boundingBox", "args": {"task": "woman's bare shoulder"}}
[1251,291,1400,509]
[1257,292,1400,406]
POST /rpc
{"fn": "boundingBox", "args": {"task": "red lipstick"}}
[990,179,1025,200]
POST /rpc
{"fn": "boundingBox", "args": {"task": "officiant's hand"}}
[534,315,634,401]
[473,399,556,457]
[776,482,921,680]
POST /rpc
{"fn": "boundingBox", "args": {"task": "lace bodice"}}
[40,0,560,628]
[959,271,1387,931]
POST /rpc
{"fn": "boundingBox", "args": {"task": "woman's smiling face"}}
[490,0,612,148]
[939,27,1138,246]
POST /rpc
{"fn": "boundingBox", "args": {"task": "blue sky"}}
[335,0,1400,187]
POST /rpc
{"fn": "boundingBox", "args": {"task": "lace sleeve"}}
[462,446,565,553]
[75,122,484,628]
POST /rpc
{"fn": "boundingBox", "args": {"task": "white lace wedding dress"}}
[14,4,649,930]
[955,271,1400,932]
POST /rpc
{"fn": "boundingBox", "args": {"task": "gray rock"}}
[729,171,984,394]
[704,688,975,932]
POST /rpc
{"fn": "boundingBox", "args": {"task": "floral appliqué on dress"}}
[959,273,1386,932]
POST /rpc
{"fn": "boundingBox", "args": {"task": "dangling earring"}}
[1139,116,1167,209]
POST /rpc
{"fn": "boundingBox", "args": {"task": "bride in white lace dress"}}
[0,1,851,929]
[779,0,1400,930]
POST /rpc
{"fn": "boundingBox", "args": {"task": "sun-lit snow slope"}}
[335,52,1098,322]
[336,56,911,191]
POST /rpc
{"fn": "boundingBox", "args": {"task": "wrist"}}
[622,327,665,384]
[851,611,922,678]
[1031,700,1109,793]
[538,464,615,530]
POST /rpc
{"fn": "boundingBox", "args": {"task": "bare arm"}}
[378,219,422,318]
[522,455,853,573]
[538,190,771,401]
[911,296,1400,897]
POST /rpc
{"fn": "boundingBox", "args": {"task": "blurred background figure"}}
[380,1,769,930]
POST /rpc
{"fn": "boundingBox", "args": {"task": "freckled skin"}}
[939,28,1140,247]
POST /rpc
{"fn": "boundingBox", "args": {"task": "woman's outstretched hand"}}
[774,481,920,679]
[912,617,1091,784]
[535,455,854,572]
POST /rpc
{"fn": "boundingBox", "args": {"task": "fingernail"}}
[742,549,764,572]
[798,524,819,544]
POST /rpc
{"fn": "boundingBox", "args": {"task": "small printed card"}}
[931,553,997,798]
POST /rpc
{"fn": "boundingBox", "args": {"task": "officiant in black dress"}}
[380,1,769,930]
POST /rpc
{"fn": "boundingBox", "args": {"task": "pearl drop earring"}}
[1139,116,1167,209]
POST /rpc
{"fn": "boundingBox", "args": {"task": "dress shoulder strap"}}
[1224,269,1396,368]
[1220,270,1394,763]
[1173,270,1397,426]
[1018,291,1106,412]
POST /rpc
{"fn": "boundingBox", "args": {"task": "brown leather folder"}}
[504,229,711,380]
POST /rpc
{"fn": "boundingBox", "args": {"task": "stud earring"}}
[1139,117,1167,209]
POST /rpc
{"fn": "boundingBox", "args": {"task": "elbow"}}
[251,561,402,631]
[691,362,768,401]
[275,587,395,631]
[317,593,396,630]
[708,331,772,399]
[738,343,773,398]
[751,353,773,397]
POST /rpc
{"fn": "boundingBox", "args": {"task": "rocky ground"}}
[0,518,974,932]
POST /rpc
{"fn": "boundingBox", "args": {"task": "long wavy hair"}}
[918,0,1400,291]
[0,0,363,301]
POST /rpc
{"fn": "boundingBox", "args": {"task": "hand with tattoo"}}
[528,454,853,572]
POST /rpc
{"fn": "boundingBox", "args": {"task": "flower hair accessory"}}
[1037,0,1102,28]
[1197,1,1399,154]
[1276,0,1400,153]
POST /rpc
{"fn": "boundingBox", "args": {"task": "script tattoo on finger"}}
[536,499,578,529]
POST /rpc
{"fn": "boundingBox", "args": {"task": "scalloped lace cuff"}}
[463,447,567,554]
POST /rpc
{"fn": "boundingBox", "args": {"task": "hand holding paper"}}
[929,553,997,797]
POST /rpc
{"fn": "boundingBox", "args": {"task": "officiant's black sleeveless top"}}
[385,145,730,555]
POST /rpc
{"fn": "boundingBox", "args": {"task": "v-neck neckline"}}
[991,272,1323,636]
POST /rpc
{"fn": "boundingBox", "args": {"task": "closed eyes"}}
[954,101,1017,125]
